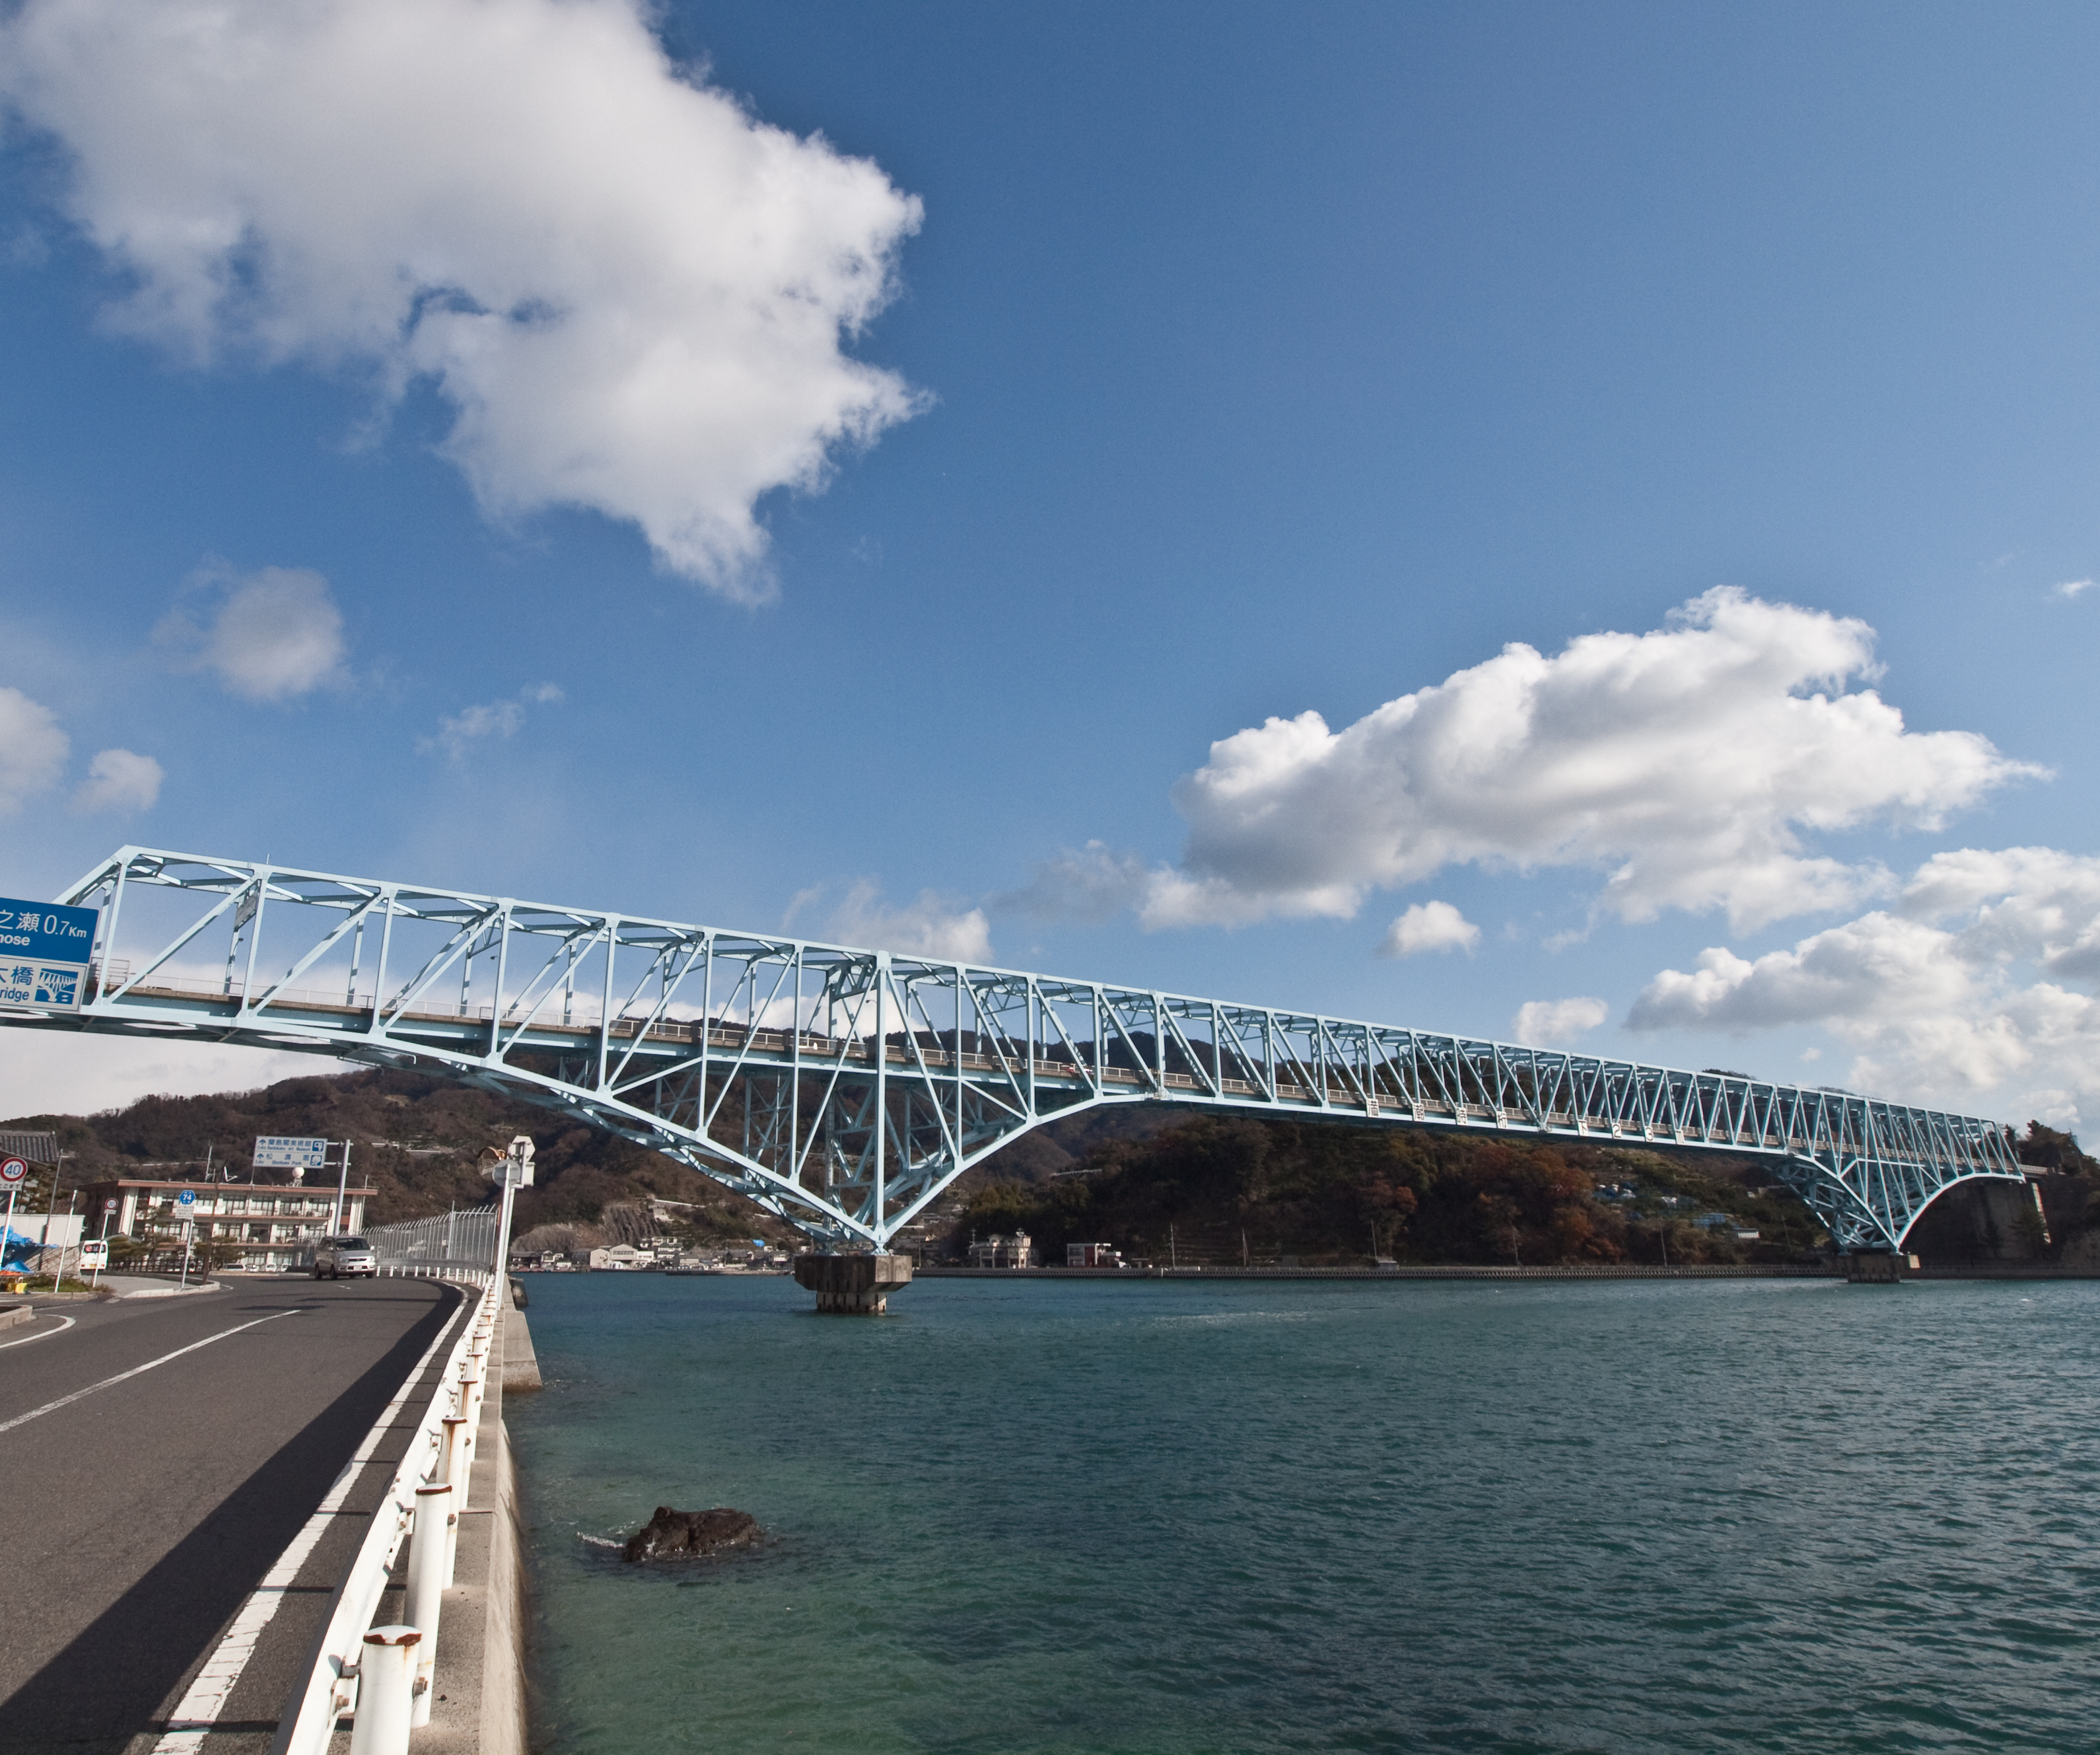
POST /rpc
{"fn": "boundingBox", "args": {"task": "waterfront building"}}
[1067,1242,1125,1267]
[968,1231,1036,1268]
[77,1176,374,1273]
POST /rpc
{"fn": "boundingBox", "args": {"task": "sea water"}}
[505,1274,2100,1752]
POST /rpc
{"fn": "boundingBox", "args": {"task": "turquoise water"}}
[506,1274,2100,1752]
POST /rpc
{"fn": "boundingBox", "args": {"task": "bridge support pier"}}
[1843,1250,1917,1283]
[794,1252,913,1314]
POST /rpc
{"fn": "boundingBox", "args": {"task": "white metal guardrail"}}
[279,1269,497,1755]
[366,1210,501,1279]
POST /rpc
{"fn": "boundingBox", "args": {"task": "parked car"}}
[313,1235,378,1279]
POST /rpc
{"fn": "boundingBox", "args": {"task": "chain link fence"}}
[365,1207,501,1277]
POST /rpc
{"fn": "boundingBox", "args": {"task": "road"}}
[0,1277,465,1755]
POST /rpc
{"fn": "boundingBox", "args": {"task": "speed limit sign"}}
[103,1198,117,1212]
[0,1159,26,1184]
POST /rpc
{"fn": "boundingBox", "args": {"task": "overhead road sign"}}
[254,1135,329,1170]
[0,898,95,1014]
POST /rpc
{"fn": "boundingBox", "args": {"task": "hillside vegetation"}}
[8,1067,2095,1267]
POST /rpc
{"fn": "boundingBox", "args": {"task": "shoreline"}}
[919,1262,2100,1281]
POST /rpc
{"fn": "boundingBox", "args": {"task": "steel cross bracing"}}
[7,848,2029,1252]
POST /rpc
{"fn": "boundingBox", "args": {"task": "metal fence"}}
[366,1208,501,1277]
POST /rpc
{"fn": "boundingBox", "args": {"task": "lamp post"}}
[328,1139,353,1235]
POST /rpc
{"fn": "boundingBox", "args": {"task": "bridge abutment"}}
[794,1252,913,1314]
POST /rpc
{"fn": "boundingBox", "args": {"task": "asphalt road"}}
[0,1277,464,1754]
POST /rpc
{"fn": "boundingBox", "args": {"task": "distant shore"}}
[919,1262,2100,1281]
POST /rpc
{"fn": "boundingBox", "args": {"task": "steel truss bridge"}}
[2,848,2029,1254]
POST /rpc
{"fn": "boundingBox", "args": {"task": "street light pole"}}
[329,1139,353,1235]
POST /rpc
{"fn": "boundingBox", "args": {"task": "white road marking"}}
[150,1293,473,1754]
[0,1307,303,1435]
[0,1314,75,1350]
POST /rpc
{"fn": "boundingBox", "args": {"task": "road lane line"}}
[0,1307,303,1435]
[151,1290,473,1754]
[0,1314,75,1349]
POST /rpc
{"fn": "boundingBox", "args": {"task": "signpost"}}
[0,1157,22,1273]
[254,1134,351,1239]
[0,898,98,1013]
[177,1187,196,1288]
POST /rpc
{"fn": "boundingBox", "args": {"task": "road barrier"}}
[278,1269,497,1754]
[366,1210,501,1279]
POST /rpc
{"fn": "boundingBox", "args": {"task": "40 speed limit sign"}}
[0,1159,26,1185]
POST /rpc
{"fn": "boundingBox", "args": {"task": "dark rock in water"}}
[622,1505,759,1563]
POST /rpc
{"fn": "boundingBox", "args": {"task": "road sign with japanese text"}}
[254,1135,329,1169]
[0,897,96,1014]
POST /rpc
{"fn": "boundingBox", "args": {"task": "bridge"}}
[3,846,2029,1257]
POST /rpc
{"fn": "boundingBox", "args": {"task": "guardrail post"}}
[347,1625,419,1755]
[407,1484,453,1727]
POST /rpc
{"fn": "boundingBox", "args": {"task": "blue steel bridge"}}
[3,847,2028,1256]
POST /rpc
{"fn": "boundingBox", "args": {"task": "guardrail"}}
[365,1211,501,1280]
[279,1267,498,1755]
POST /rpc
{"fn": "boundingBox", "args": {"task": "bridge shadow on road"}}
[0,1286,457,1754]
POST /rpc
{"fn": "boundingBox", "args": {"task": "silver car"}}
[313,1235,378,1279]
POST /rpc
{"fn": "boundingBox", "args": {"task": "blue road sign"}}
[0,896,96,1014]
[178,1189,196,1206]
[0,899,96,964]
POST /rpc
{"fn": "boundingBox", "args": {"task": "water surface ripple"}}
[507,1275,2100,1752]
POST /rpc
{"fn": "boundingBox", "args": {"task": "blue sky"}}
[3,0,2099,1124]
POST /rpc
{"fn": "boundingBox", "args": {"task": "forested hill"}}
[0,1065,806,1245]
[7,1065,2094,1266]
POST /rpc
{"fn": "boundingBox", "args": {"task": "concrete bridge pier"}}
[794,1252,913,1313]
[1844,1250,1918,1283]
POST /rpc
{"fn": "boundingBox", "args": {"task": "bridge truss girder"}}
[5,847,2029,1253]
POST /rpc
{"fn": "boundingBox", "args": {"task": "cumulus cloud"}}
[1628,846,2100,1121]
[820,880,993,963]
[0,0,925,600]
[1377,900,1479,958]
[419,682,563,762]
[1512,997,1609,1047]
[157,565,347,701]
[0,686,68,815]
[71,747,163,813]
[1141,589,2036,933]
[2055,579,2094,600]
[991,842,1153,923]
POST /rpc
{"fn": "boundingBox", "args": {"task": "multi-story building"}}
[77,1178,376,1273]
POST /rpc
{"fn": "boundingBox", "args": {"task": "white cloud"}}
[157,565,347,701]
[1377,900,1479,958]
[2054,579,2094,600]
[825,880,993,963]
[0,0,925,600]
[71,747,163,813]
[992,842,1152,923]
[1628,845,2100,1122]
[1142,589,2037,933]
[1512,997,1608,1047]
[0,686,68,815]
[419,682,563,761]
